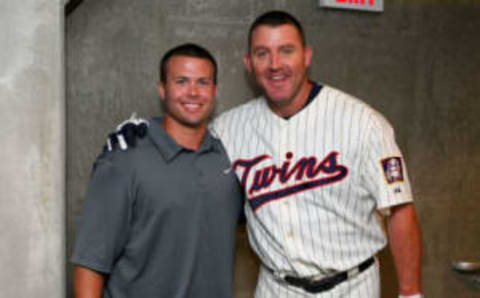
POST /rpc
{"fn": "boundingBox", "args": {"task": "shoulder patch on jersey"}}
[381,157,404,184]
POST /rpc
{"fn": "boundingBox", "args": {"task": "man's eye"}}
[175,79,186,84]
[281,47,294,54]
[198,80,211,86]
[255,50,267,58]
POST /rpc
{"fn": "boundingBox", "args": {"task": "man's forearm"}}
[74,265,106,298]
[387,203,422,295]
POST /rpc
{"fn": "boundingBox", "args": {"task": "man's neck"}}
[162,118,207,151]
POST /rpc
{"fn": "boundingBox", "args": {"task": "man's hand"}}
[104,113,149,151]
[388,203,422,296]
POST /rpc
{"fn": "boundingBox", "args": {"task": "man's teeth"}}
[183,103,201,109]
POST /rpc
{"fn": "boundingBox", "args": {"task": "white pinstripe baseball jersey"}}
[211,85,413,281]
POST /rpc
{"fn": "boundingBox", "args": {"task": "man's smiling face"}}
[245,24,312,117]
[158,55,217,129]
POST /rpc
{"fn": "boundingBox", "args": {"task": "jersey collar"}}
[283,81,323,120]
[148,117,218,163]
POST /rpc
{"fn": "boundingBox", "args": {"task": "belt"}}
[266,257,375,294]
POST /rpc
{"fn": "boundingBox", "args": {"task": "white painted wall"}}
[0,0,65,297]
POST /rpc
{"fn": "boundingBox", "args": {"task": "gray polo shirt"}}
[72,117,243,298]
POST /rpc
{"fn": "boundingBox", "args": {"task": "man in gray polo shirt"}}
[72,43,243,298]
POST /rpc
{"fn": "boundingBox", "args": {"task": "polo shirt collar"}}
[148,117,218,162]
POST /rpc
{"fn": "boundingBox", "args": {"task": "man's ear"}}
[305,45,313,67]
[243,53,252,73]
[157,82,165,101]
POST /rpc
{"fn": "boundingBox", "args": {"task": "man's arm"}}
[74,265,106,298]
[387,203,422,296]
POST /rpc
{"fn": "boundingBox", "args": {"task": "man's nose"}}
[188,83,199,97]
[269,53,280,70]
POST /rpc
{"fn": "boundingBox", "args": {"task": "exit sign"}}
[318,0,383,12]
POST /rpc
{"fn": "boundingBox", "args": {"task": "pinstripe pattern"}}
[211,85,413,297]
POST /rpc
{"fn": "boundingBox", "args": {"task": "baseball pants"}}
[254,259,380,298]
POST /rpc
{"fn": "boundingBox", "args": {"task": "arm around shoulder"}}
[387,202,422,296]
[74,265,106,298]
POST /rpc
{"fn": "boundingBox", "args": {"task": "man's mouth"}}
[182,103,202,111]
[267,72,289,86]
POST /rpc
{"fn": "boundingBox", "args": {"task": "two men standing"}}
[73,10,422,298]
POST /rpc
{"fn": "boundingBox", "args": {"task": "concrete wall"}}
[66,0,480,297]
[0,0,65,297]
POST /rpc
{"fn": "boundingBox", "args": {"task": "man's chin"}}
[264,92,290,105]
[165,115,209,130]
[261,85,290,100]
[182,118,209,128]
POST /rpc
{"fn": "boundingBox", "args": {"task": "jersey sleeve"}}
[209,115,225,139]
[361,113,413,214]
[71,154,133,273]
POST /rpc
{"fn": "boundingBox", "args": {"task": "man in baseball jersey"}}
[105,11,422,298]
[210,11,422,297]
[72,43,243,298]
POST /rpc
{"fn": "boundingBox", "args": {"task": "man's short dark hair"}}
[160,43,217,84]
[248,10,306,51]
